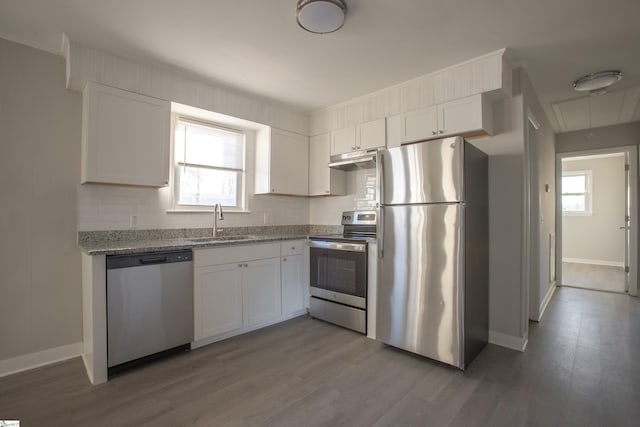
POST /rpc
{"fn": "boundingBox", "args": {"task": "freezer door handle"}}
[378,152,385,258]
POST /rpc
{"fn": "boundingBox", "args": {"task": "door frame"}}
[555,145,638,296]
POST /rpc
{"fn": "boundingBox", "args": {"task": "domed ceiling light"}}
[296,0,347,34]
[573,70,622,95]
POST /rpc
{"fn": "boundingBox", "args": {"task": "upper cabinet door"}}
[82,82,170,187]
[358,118,386,150]
[309,133,346,196]
[403,105,438,143]
[331,126,357,155]
[437,94,491,138]
[331,119,386,156]
[255,127,309,196]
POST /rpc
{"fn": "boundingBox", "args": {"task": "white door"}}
[358,119,386,150]
[270,129,309,195]
[244,258,282,327]
[403,106,438,143]
[195,263,243,340]
[331,126,357,155]
[281,254,305,316]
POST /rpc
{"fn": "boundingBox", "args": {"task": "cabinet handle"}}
[291,246,295,250]
[432,131,437,135]
[244,263,248,267]
[283,257,287,262]
[325,190,330,193]
[271,189,275,192]
[238,264,243,268]
[439,130,444,134]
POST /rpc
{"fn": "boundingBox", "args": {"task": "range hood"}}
[328,149,378,171]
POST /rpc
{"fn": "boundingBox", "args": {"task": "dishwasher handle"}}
[139,256,168,265]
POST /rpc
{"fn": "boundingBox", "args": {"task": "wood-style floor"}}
[563,262,626,294]
[1,286,639,426]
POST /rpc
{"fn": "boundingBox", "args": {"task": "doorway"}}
[556,146,638,296]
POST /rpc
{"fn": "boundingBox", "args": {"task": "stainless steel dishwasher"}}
[107,249,193,374]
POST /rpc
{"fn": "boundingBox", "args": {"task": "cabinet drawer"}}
[195,242,280,267]
[281,240,306,257]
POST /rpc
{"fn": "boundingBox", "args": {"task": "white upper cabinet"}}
[331,126,357,155]
[387,94,494,147]
[357,118,387,150]
[308,133,346,196]
[330,118,386,156]
[403,106,439,143]
[255,127,309,196]
[81,82,170,187]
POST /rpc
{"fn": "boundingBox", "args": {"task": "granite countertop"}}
[78,225,341,256]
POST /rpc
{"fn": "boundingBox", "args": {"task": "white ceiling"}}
[1,0,640,133]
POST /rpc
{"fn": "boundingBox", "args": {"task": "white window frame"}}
[561,170,592,216]
[170,115,248,212]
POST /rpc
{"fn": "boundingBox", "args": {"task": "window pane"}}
[562,194,585,212]
[177,165,240,207]
[562,175,585,194]
[175,121,244,170]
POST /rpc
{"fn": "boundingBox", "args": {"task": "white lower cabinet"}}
[244,258,282,327]
[281,239,307,316]
[193,240,308,345]
[195,263,244,339]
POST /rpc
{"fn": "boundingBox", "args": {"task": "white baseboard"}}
[489,330,527,352]
[0,342,83,378]
[563,257,624,268]
[536,284,557,322]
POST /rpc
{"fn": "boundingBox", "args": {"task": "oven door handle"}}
[309,240,366,252]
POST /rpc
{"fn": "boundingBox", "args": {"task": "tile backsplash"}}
[78,168,376,231]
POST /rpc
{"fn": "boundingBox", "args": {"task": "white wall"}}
[475,92,527,342]
[562,155,625,264]
[0,38,83,361]
[520,70,557,321]
[556,122,640,153]
[488,155,524,338]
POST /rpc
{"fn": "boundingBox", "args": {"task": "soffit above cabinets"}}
[552,87,640,133]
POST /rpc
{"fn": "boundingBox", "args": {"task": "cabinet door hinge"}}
[625,266,630,273]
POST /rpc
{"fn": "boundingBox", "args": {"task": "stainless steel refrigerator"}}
[376,136,488,369]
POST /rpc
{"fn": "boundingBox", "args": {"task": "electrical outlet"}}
[130,215,138,228]
[263,213,273,225]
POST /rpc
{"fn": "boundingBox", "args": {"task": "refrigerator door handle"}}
[377,152,385,258]
[379,206,385,258]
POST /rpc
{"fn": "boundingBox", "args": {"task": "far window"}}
[562,170,592,215]
[174,118,245,209]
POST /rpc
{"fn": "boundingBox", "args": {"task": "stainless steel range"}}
[308,210,376,334]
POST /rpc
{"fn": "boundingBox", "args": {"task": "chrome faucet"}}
[213,203,224,237]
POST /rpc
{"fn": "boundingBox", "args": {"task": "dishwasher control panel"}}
[107,250,193,269]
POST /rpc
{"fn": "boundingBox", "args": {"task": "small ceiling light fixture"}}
[573,70,622,93]
[296,0,347,34]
